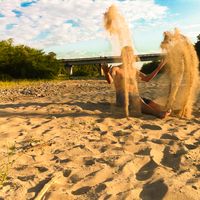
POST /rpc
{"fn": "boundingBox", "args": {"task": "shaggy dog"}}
[161,28,199,118]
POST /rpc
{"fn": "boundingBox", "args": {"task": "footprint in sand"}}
[99,131,108,136]
[139,179,168,200]
[31,124,41,129]
[151,138,163,144]
[99,145,108,153]
[160,133,179,140]
[95,183,107,193]
[15,165,28,171]
[71,186,92,195]
[188,128,200,136]
[26,119,31,125]
[69,174,82,184]
[195,164,200,171]
[104,194,112,200]
[141,124,162,130]
[167,127,179,132]
[184,143,199,150]
[71,179,107,197]
[186,178,199,185]
[161,146,182,171]
[41,128,52,135]
[113,130,131,137]
[63,169,72,177]
[36,166,49,173]
[96,156,118,168]
[136,159,158,181]
[139,136,148,143]
[18,175,35,181]
[135,147,151,156]
[84,169,102,179]
[52,149,64,154]
[50,155,71,164]
[84,158,96,166]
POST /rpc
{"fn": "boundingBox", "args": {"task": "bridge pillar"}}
[65,63,73,76]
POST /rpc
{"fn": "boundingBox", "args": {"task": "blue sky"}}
[0,0,200,58]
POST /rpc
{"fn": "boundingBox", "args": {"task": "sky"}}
[0,0,200,58]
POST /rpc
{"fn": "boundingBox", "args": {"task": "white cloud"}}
[0,0,168,57]
[182,23,200,30]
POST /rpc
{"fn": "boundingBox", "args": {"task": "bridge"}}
[60,53,163,75]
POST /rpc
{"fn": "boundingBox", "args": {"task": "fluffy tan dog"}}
[161,28,199,118]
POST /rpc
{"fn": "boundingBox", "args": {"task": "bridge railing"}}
[60,53,164,75]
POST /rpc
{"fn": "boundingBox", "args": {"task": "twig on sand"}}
[35,173,61,200]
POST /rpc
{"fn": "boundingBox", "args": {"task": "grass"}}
[0,79,63,89]
[0,76,103,89]
[0,160,11,188]
[0,145,15,188]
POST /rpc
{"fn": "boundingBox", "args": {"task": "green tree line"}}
[195,34,200,70]
[0,39,63,80]
[72,64,101,77]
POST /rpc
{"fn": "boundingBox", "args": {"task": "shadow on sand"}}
[0,101,126,120]
[0,100,199,123]
[139,179,168,200]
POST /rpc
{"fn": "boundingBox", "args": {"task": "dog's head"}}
[160,31,174,50]
[160,28,182,51]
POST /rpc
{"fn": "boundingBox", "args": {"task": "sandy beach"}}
[0,79,199,200]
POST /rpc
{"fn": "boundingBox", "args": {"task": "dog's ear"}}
[163,31,172,41]
[174,28,181,37]
[161,31,172,49]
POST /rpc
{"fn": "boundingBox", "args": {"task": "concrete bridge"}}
[60,53,163,75]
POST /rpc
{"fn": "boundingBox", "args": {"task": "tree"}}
[0,39,64,80]
[195,35,200,60]
[140,60,165,75]
[73,64,100,77]
[197,34,200,42]
[195,34,200,71]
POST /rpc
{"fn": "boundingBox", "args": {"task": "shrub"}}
[72,64,100,77]
[140,61,165,75]
[194,37,200,71]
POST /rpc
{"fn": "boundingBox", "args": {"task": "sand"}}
[104,5,141,117]
[0,79,199,200]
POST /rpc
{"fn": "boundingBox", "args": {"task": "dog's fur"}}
[161,28,199,118]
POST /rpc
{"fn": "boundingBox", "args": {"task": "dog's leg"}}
[166,61,184,112]
[179,59,194,118]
